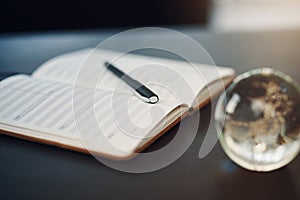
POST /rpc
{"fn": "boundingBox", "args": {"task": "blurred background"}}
[1,0,300,34]
[0,0,209,33]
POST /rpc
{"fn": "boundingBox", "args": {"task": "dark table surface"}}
[1,28,300,200]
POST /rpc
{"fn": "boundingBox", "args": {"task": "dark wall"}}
[0,0,210,33]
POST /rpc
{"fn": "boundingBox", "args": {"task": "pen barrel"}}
[121,75,143,90]
[122,75,153,98]
[105,62,159,103]
[106,63,124,78]
[106,62,142,89]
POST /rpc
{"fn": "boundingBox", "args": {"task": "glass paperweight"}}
[215,68,300,171]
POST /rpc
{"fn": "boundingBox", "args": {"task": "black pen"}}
[104,62,159,104]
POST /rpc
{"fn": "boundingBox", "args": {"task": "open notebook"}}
[0,49,235,159]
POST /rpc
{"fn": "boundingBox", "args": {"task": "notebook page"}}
[33,49,234,106]
[0,75,184,155]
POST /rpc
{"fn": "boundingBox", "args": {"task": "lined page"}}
[0,75,76,138]
[0,75,183,155]
[33,49,235,106]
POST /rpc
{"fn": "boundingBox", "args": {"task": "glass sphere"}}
[215,68,300,171]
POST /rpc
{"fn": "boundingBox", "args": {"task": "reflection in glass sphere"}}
[215,68,300,171]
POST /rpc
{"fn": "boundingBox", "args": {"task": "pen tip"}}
[149,96,159,104]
